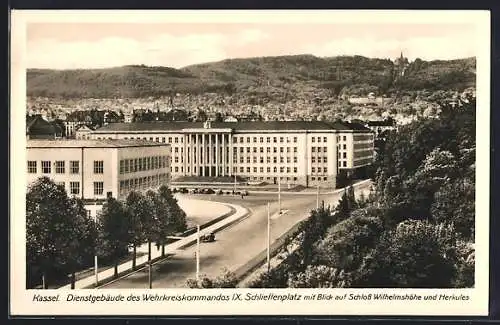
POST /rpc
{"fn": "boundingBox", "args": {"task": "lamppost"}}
[267,202,271,272]
[196,224,200,283]
[94,201,99,288]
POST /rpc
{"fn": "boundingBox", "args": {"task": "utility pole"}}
[148,261,152,289]
[267,202,271,272]
[94,202,98,288]
[316,184,320,210]
[278,181,281,214]
[196,224,200,282]
[233,174,237,194]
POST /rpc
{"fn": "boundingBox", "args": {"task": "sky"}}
[26,22,478,70]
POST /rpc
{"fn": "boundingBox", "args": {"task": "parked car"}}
[242,190,249,196]
[180,188,189,194]
[216,189,223,195]
[200,232,215,242]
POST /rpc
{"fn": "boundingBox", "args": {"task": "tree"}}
[186,268,238,288]
[27,177,74,288]
[296,206,333,267]
[288,265,350,288]
[125,191,152,269]
[26,177,96,289]
[97,197,131,278]
[315,209,384,272]
[356,220,457,288]
[158,185,187,234]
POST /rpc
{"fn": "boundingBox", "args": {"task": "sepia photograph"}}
[10,10,490,316]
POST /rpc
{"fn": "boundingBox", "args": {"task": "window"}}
[312,167,316,173]
[318,167,322,173]
[343,161,347,167]
[253,147,257,153]
[324,167,328,173]
[260,167,264,172]
[266,137,270,143]
[253,137,257,143]
[27,161,37,173]
[56,182,65,189]
[287,157,291,163]
[247,157,251,163]
[273,157,277,163]
[293,167,297,173]
[267,167,271,173]
[312,137,315,143]
[267,157,271,163]
[312,157,316,163]
[343,152,347,158]
[93,182,104,195]
[343,136,347,141]
[260,157,264,163]
[175,147,179,153]
[155,137,159,142]
[267,147,271,153]
[41,161,51,174]
[260,147,264,153]
[253,167,257,172]
[274,167,277,173]
[294,147,298,153]
[260,137,263,143]
[280,157,284,163]
[246,137,250,143]
[120,160,124,174]
[247,167,251,172]
[162,137,166,143]
[312,147,316,153]
[239,137,243,143]
[175,137,178,143]
[253,157,257,163]
[240,157,244,163]
[293,137,297,143]
[175,167,179,172]
[273,137,277,143]
[168,137,172,143]
[343,144,347,150]
[317,147,321,153]
[324,157,328,163]
[312,177,316,181]
[324,147,328,153]
[287,147,290,153]
[94,161,104,174]
[240,147,244,153]
[324,137,327,142]
[286,167,290,173]
[280,137,284,143]
[280,147,284,153]
[247,147,251,153]
[70,182,80,195]
[273,147,277,153]
[280,167,284,173]
[294,157,298,163]
[318,137,321,143]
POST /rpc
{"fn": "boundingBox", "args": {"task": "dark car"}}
[200,232,215,242]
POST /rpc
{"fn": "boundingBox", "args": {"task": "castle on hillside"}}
[394,52,410,77]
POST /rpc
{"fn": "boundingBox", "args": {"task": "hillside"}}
[27,55,476,99]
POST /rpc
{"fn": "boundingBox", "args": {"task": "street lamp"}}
[267,202,271,273]
[94,201,99,288]
[196,224,200,283]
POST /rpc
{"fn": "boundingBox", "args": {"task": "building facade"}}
[27,139,172,204]
[89,121,374,188]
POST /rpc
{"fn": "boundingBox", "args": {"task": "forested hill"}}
[27,55,476,99]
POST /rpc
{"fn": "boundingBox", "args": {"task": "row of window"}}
[338,161,348,168]
[234,136,298,144]
[233,156,302,164]
[54,181,103,195]
[353,134,373,141]
[234,147,299,154]
[337,135,348,142]
[337,152,348,159]
[234,166,300,174]
[27,160,102,174]
[119,156,168,174]
[311,147,328,153]
[353,142,373,150]
[118,173,169,195]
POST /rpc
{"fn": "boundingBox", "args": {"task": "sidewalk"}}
[59,202,249,289]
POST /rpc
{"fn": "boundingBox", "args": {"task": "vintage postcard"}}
[10,10,490,316]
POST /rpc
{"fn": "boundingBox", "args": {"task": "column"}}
[221,134,225,177]
[201,133,205,176]
[190,134,194,176]
[229,134,233,176]
[215,133,219,177]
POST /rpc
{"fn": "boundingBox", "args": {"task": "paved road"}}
[101,181,372,289]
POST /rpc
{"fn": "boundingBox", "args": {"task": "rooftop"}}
[27,139,170,148]
[92,121,371,133]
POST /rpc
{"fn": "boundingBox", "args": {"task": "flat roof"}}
[27,139,170,149]
[92,121,371,133]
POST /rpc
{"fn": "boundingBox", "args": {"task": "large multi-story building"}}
[26,139,172,205]
[88,121,374,188]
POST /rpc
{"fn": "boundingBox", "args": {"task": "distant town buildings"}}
[26,115,64,139]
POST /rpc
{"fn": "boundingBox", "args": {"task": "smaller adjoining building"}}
[26,139,171,217]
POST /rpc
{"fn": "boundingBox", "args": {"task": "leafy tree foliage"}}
[26,177,97,288]
[97,197,131,277]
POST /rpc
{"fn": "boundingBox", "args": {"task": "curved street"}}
[100,181,372,289]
